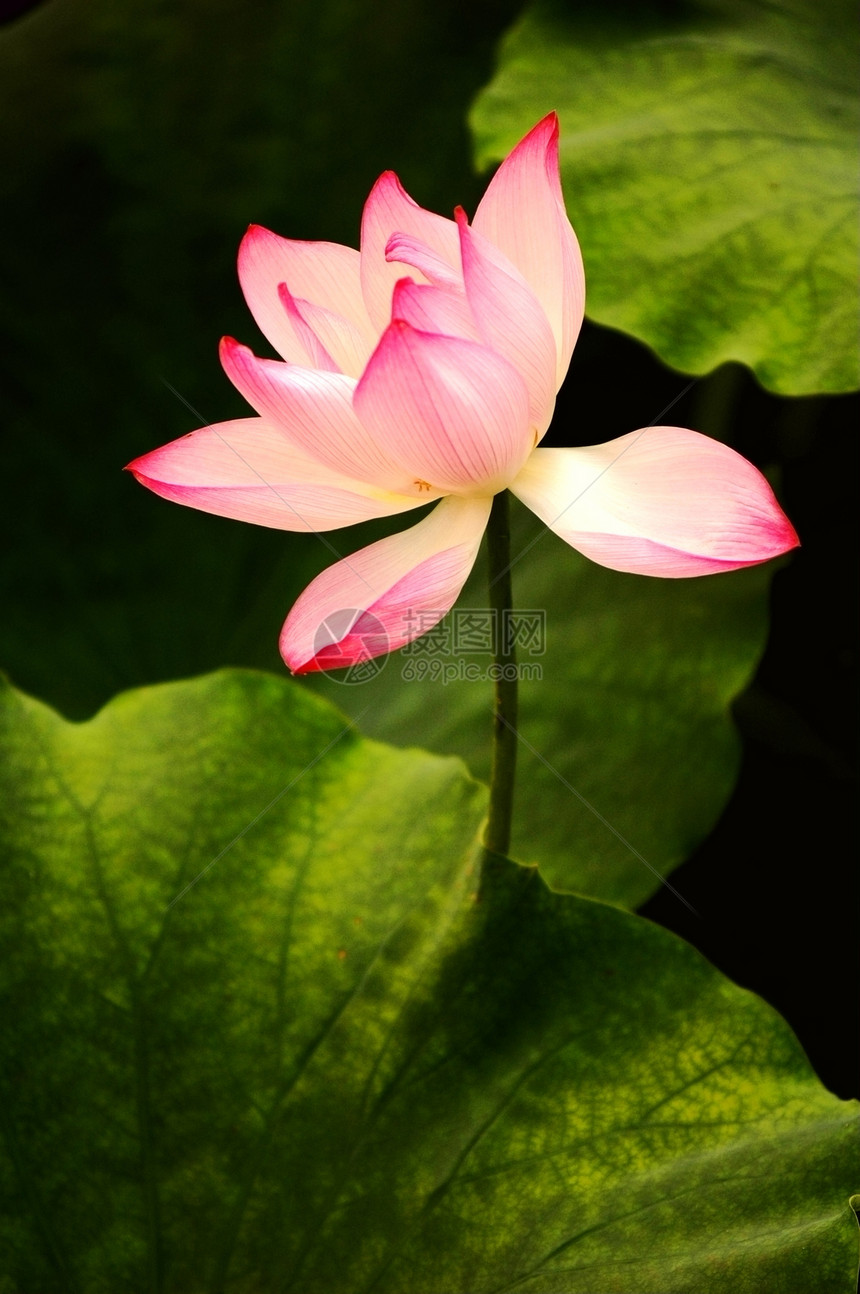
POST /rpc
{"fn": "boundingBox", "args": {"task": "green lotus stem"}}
[484,489,518,857]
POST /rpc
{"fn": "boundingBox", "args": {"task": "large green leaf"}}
[306,504,774,908]
[471,0,860,395]
[1,671,855,1293]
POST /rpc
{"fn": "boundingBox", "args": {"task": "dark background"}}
[1,0,856,1098]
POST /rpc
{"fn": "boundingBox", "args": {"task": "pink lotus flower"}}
[127,114,798,673]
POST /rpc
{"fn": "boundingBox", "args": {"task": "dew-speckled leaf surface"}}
[472,0,859,394]
[308,505,774,908]
[1,670,856,1293]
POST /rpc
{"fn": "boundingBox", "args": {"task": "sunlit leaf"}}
[472,0,860,394]
[1,671,855,1292]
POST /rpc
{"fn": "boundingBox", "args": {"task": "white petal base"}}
[511,431,799,577]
